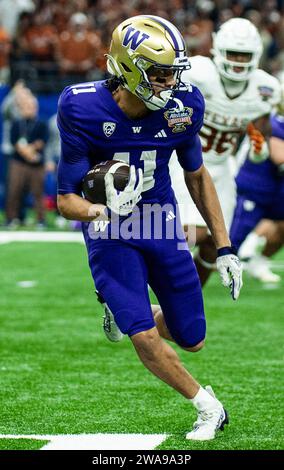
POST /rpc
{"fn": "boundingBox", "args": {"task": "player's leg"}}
[229,196,281,282]
[151,305,204,354]
[144,235,228,440]
[237,219,284,283]
[169,152,212,284]
[151,303,204,351]
[259,220,284,257]
[171,153,237,287]
[151,304,174,342]
[147,239,206,351]
[230,195,265,254]
[130,326,228,441]
[194,234,217,286]
[194,166,236,286]
[131,327,200,397]
[90,240,200,395]
[95,289,124,342]
[87,237,226,440]
[255,220,283,282]
[88,240,155,338]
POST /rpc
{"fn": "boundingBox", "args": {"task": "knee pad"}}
[171,317,206,349]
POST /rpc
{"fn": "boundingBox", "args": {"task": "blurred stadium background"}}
[1,0,284,226]
[0,0,283,451]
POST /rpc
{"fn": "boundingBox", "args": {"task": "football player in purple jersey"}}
[230,83,284,282]
[57,15,242,440]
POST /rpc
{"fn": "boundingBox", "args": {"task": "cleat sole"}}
[219,409,229,431]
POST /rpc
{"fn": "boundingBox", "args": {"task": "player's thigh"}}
[268,201,284,224]
[147,244,205,349]
[89,240,154,336]
[212,163,236,231]
[230,195,265,251]
[169,151,206,228]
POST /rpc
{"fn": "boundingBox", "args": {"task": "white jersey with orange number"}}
[170,55,280,227]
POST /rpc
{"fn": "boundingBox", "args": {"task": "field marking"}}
[262,283,281,290]
[269,262,284,271]
[0,433,168,450]
[17,280,38,288]
[0,231,84,244]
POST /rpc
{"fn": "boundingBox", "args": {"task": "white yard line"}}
[0,433,167,450]
[0,231,84,244]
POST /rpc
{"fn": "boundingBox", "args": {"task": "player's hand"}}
[216,247,243,300]
[247,122,268,163]
[105,165,143,216]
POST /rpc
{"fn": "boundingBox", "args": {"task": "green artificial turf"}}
[0,242,283,450]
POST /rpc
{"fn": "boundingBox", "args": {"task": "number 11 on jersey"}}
[113,150,157,192]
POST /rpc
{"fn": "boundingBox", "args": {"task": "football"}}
[82,160,130,204]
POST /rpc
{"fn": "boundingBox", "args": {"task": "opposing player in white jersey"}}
[169,17,280,286]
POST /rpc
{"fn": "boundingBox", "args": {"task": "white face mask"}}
[221,76,248,98]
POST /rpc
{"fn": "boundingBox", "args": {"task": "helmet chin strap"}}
[143,89,173,110]
[143,91,185,111]
[171,97,184,111]
[221,76,248,98]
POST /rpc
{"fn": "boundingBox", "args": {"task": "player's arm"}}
[269,136,284,174]
[57,193,106,222]
[246,114,271,163]
[184,164,230,249]
[177,135,242,299]
[56,91,107,222]
[177,134,230,248]
[56,141,107,221]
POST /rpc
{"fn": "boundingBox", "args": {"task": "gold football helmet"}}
[106,15,190,110]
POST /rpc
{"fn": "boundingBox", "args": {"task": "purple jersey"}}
[56,80,206,345]
[230,114,284,251]
[235,114,284,204]
[57,80,204,205]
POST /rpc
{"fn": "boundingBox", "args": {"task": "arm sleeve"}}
[175,85,204,172]
[176,134,203,172]
[57,91,91,195]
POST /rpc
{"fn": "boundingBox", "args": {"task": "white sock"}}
[190,386,219,411]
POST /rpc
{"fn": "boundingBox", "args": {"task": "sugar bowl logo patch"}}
[164,107,193,133]
[258,86,273,101]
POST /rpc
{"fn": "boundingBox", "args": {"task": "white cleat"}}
[96,290,124,342]
[186,386,229,441]
[103,304,124,342]
[245,255,281,283]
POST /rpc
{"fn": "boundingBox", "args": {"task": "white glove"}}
[104,165,143,216]
[216,250,243,300]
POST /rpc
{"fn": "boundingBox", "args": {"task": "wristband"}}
[217,245,237,257]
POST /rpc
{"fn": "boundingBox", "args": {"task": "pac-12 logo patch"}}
[103,122,116,137]
[164,107,193,133]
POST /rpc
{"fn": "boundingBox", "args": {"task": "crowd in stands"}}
[0,0,284,228]
[1,0,284,92]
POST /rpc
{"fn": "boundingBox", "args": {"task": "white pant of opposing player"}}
[169,152,236,230]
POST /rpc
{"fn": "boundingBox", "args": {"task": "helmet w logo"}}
[122,26,150,51]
